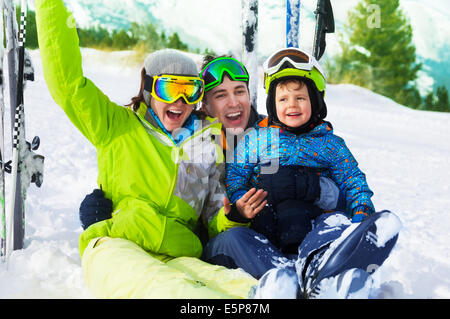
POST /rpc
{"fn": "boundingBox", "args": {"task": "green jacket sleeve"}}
[207,208,250,239]
[35,0,127,147]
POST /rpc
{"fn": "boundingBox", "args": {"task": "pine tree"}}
[160,31,167,47]
[424,91,435,110]
[111,29,137,50]
[422,86,450,112]
[167,32,189,51]
[435,85,449,112]
[130,22,162,51]
[331,0,422,108]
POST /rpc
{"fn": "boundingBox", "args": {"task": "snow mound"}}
[0,48,448,298]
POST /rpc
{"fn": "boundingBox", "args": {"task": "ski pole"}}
[0,0,6,261]
[313,0,335,61]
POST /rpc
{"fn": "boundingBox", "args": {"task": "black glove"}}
[250,206,279,246]
[225,203,252,224]
[276,199,323,254]
[259,165,321,206]
[79,189,113,230]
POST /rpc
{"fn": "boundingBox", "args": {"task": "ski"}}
[241,0,258,110]
[4,0,26,257]
[286,0,301,48]
[0,0,6,259]
[312,0,335,61]
[3,0,43,260]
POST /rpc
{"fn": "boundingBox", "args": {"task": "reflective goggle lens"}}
[263,48,322,79]
[266,48,311,69]
[201,57,249,91]
[152,76,204,104]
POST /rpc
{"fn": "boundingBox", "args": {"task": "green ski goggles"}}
[200,57,249,92]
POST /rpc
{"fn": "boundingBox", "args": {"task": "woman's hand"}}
[224,188,268,220]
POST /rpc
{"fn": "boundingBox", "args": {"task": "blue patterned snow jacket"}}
[225,118,375,219]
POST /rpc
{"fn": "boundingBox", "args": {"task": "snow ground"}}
[0,49,449,299]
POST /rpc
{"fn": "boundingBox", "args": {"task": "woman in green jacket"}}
[35,0,263,298]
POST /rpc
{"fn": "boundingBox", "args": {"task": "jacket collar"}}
[257,117,333,136]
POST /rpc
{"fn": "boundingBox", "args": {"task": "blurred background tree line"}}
[19,7,215,55]
[17,3,450,113]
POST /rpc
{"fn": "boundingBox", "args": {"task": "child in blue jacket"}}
[225,48,375,253]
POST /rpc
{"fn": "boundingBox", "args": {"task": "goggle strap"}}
[144,74,154,92]
[264,68,326,94]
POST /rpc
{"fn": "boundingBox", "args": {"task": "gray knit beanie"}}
[143,49,199,105]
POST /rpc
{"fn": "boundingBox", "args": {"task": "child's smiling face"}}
[275,80,312,128]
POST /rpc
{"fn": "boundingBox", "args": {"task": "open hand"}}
[234,188,268,220]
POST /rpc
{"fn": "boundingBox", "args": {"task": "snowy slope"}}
[0,48,449,298]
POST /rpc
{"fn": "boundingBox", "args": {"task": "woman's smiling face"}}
[150,97,194,132]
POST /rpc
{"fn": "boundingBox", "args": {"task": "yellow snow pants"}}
[81,237,258,299]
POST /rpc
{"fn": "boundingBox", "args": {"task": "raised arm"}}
[35,0,129,147]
